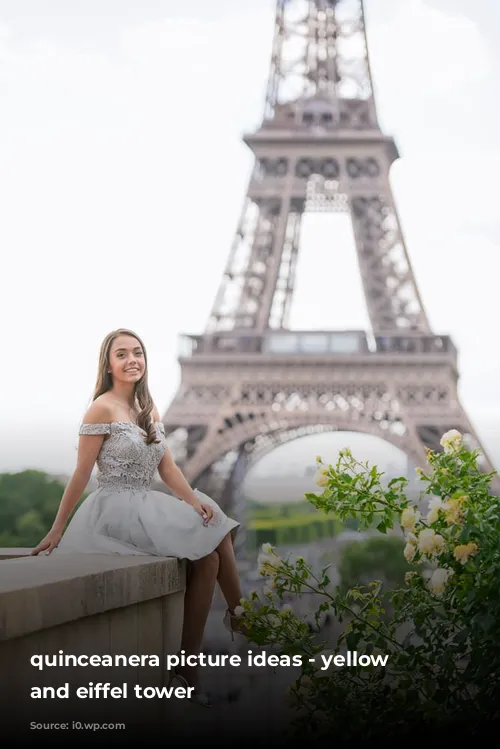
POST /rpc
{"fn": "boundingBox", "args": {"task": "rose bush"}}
[236,432,500,740]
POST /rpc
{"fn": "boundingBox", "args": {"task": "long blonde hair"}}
[92,328,159,445]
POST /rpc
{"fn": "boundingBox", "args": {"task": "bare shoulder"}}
[152,404,161,422]
[82,397,114,425]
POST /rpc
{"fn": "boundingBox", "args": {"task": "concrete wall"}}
[0,551,186,739]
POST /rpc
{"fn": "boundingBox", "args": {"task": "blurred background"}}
[1,0,499,713]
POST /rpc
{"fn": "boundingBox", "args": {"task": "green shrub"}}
[236,432,500,740]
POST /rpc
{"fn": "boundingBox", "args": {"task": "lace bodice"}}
[79,421,167,492]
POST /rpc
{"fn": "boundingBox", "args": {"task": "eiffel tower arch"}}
[162,0,498,553]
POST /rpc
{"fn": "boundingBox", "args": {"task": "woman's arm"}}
[31,400,113,555]
[152,406,211,519]
[157,445,202,508]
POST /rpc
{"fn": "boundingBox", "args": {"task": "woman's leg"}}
[178,550,220,687]
[215,532,243,612]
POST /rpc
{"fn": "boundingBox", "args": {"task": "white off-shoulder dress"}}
[54,421,239,560]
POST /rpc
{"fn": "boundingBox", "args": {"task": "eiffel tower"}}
[162,0,498,553]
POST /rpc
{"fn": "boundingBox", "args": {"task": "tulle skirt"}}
[54,487,239,560]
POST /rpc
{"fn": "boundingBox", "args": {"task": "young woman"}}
[32,328,247,706]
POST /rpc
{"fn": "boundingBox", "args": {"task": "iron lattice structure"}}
[162,0,498,555]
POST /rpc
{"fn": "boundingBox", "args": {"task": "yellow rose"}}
[401,507,420,531]
[439,429,462,453]
[314,468,329,487]
[443,496,467,526]
[257,548,282,576]
[404,542,416,562]
[427,507,439,524]
[453,542,478,565]
[426,497,443,524]
[428,567,453,596]
[417,528,445,556]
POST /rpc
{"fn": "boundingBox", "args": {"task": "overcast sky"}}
[1,0,499,476]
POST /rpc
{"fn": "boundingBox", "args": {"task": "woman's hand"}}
[31,528,63,556]
[193,502,215,526]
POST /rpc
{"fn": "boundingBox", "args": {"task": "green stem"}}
[277,565,404,652]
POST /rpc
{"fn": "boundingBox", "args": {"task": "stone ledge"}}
[0,552,185,641]
[0,548,32,560]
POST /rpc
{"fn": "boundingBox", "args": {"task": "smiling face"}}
[108,334,145,385]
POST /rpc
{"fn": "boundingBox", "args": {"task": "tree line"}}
[0,470,79,547]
